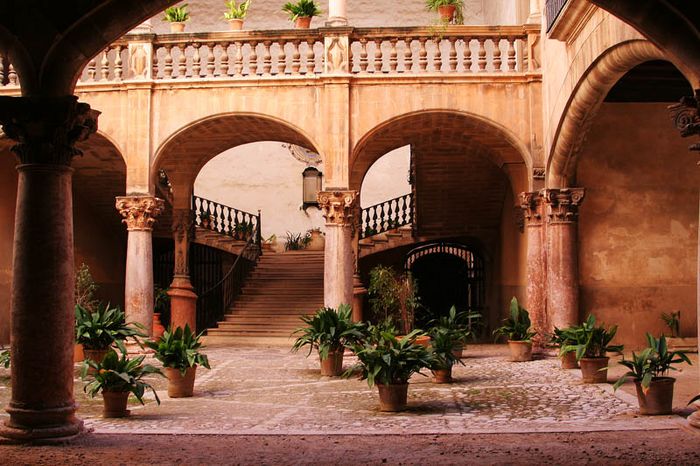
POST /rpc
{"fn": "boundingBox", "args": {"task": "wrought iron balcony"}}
[545,0,569,32]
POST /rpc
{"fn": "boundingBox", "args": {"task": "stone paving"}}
[0,344,687,436]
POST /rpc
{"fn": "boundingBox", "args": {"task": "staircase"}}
[359,225,415,257]
[207,250,324,339]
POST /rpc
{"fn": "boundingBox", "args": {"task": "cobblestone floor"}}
[0,344,690,436]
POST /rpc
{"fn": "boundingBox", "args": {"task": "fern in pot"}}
[493,297,536,362]
[291,304,364,376]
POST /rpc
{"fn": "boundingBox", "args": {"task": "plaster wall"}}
[578,103,699,349]
[0,154,17,345]
[359,146,410,208]
[499,188,527,320]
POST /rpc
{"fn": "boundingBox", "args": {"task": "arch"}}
[351,109,532,194]
[405,242,482,271]
[153,112,321,191]
[545,39,695,188]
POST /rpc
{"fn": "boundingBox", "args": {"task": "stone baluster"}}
[389,38,398,72]
[291,40,302,74]
[262,40,273,75]
[163,45,174,78]
[463,38,473,72]
[373,38,383,73]
[100,49,110,80]
[493,38,502,72]
[277,40,288,75]
[114,45,123,80]
[477,38,487,71]
[249,41,259,75]
[192,43,202,77]
[0,54,4,85]
[220,42,230,76]
[7,63,17,86]
[177,43,188,78]
[87,58,97,81]
[433,38,443,72]
[234,41,244,76]
[507,37,517,71]
[205,44,216,77]
[305,39,316,74]
[403,37,413,73]
[418,38,428,72]
[448,37,458,72]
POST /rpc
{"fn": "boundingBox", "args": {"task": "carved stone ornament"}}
[0,95,99,165]
[318,190,358,226]
[519,191,544,226]
[668,90,700,152]
[544,188,585,224]
[532,167,545,180]
[283,144,322,166]
[116,196,164,231]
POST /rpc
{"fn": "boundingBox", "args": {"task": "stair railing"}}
[192,195,262,245]
[361,193,413,239]
[196,229,262,332]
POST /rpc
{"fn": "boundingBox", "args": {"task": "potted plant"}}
[549,326,580,369]
[425,0,464,24]
[562,314,624,383]
[74,263,99,362]
[81,348,162,418]
[145,324,211,398]
[223,0,251,30]
[613,334,692,415]
[284,231,311,250]
[0,348,9,369]
[427,305,480,359]
[493,297,536,362]
[428,327,463,383]
[282,0,321,29]
[200,211,212,229]
[75,302,146,366]
[345,327,434,412]
[153,285,170,339]
[661,311,697,351]
[367,265,421,338]
[291,304,364,376]
[164,3,190,33]
[306,228,325,251]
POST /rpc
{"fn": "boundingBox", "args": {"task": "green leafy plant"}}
[81,348,162,405]
[493,297,536,342]
[75,263,99,312]
[282,0,321,20]
[549,326,579,356]
[661,311,681,338]
[561,314,624,360]
[344,328,434,387]
[154,286,170,315]
[613,334,692,391]
[75,303,146,351]
[429,326,463,370]
[145,324,211,376]
[364,226,378,237]
[224,0,251,19]
[425,0,464,24]
[367,265,420,335]
[428,305,480,344]
[163,4,190,22]
[284,231,311,250]
[0,349,9,369]
[291,304,365,360]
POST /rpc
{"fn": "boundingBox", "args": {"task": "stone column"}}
[319,190,358,309]
[0,96,98,442]
[168,208,198,331]
[527,0,542,24]
[116,195,164,337]
[520,191,547,351]
[327,0,348,27]
[544,188,585,330]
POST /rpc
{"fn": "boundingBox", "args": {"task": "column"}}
[526,0,541,24]
[319,190,358,309]
[544,188,585,330]
[116,195,164,337]
[520,191,547,351]
[168,208,197,331]
[327,0,348,27]
[0,95,98,442]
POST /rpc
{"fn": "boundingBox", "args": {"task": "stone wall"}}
[0,153,17,345]
[578,103,699,348]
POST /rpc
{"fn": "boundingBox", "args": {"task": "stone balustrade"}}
[0,25,540,88]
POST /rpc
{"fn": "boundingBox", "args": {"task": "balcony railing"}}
[0,25,541,88]
[545,0,569,32]
[361,193,413,239]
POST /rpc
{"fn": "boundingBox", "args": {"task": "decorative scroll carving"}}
[115,196,164,231]
[543,188,585,224]
[519,191,544,227]
[129,43,149,79]
[318,190,358,226]
[668,90,700,152]
[0,96,99,165]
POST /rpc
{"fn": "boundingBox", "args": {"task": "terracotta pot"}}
[560,351,579,369]
[307,231,325,251]
[166,366,197,398]
[452,344,464,359]
[319,349,344,376]
[102,390,130,418]
[170,22,186,33]
[635,377,675,415]
[228,19,244,30]
[438,5,456,22]
[507,340,532,362]
[294,16,312,29]
[580,357,609,383]
[376,383,408,412]
[84,348,110,374]
[432,367,452,384]
[152,313,166,339]
[74,343,85,363]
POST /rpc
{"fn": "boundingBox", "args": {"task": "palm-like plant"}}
[661,311,681,338]
[145,324,211,375]
[282,0,322,20]
[163,4,190,22]
[613,334,692,391]
[428,305,480,343]
[75,303,146,351]
[291,304,364,360]
[224,0,251,19]
[81,348,162,405]
[493,297,536,341]
[562,314,624,360]
[429,327,463,370]
[0,349,9,369]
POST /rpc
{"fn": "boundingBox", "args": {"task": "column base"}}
[1,404,85,444]
[168,276,198,332]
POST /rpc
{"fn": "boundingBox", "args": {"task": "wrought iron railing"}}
[361,193,413,239]
[192,195,262,245]
[196,231,261,332]
[545,0,569,32]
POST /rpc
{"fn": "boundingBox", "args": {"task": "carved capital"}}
[116,196,164,231]
[519,191,544,227]
[668,90,700,152]
[0,96,100,165]
[318,190,358,226]
[544,188,585,224]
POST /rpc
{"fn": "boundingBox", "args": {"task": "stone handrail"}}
[0,25,540,87]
